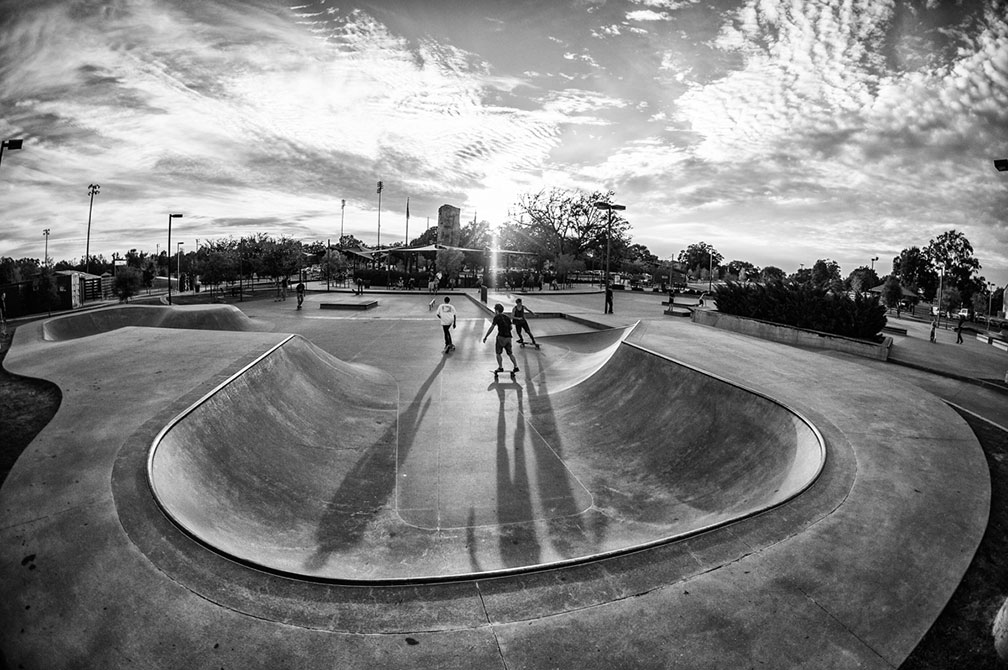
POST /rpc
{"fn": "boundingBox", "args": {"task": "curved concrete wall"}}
[43,304,256,341]
[147,332,824,582]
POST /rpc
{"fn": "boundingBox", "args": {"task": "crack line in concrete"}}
[475,581,510,670]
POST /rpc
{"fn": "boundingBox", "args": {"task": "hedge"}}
[713,281,887,342]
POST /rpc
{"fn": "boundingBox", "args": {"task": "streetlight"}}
[177,242,184,294]
[593,200,626,311]
[987,281,996,334]
[43,228,50,268]
[0,138,23,168]
[167,213,183,305]
[871,256,879,272]
[376,181,383,250]
[709,251,714,292]
[340,199,346,244]
[85,184,100,274]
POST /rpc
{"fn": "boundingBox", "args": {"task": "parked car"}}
[957,308,970,319]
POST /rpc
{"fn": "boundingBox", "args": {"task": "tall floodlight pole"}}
[988,281,996,334]
[43,228,50,267]
[709,251,713,293]
[167,213,183,305]
[85,184,100,274]
[340,199,346,244]
[376,181,383,251]
[593,201,626,311]
[0,138,24,168]
[871,256,879,272]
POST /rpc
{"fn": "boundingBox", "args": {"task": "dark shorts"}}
[495,335,513,355]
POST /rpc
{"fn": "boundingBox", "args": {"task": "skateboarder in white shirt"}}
[435,296,457,353]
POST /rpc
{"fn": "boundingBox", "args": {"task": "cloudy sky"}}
[1,0,1007,284]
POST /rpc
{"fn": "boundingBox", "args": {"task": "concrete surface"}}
[0,291,998,669]
[147,323,823,581]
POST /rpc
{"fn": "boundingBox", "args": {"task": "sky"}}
[1,0,1007,285]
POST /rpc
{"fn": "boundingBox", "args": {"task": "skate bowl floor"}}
[147,325,825,582]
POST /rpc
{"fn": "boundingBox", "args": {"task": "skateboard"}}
[443,344,456,354]
[518,342,540,349]
[492,369,518,378]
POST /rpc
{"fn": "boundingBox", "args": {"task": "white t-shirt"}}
[435,303,457,326]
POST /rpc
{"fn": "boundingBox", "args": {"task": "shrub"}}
[713,281,887,341]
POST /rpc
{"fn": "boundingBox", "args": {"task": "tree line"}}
[1,188,1000,315]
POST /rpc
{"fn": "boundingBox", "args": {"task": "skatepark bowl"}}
[145,313,826,583]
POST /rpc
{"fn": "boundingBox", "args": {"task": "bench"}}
[882,325,908,336]
[320,301,378,311]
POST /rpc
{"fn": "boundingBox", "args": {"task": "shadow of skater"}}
[488,377,542,569]
[303,357,447,572]
[521,354,609,559]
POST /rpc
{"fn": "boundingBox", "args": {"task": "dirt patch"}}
[0,329,61,486]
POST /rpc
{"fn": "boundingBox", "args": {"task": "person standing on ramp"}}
[435,296,457,353]
[483,303,519,374]
[511,298,538,348]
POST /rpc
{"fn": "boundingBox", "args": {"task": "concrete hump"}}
[42,304,257,341]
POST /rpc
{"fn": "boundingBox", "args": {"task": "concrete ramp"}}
[43,304,258,341]
[147,329,824,582]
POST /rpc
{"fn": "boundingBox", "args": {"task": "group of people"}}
[930,313,969,344]
[435,296,537,372]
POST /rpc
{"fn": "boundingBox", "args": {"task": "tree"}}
[435,248,464,278]
[113,266,143,302]
[725,260,759,281]
[512,188,629,260]
[260,237,302,280]
[339,234,368,249]
[761,266,786,283]
[677,243,722,279]
[810,259,842,290]
[893,246,937,300]
[925,229,982,302]
[845,266,880,294]
[881,276,904,308]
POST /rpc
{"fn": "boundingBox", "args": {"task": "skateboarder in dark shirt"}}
[511,298,538,347]
[295,281,305,309]
[483,303,519,373]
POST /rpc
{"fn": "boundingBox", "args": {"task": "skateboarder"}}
[295,280,305,309]
[483,303,519,374]
[605,284,613,314]
[435,296,457,352]
[511,298,538,347]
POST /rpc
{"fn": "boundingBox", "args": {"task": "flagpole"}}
[405,197,410,275]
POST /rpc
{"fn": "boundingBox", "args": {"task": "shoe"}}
[517,339,525,344]
[512,367,520,373]
[494,368,504,373]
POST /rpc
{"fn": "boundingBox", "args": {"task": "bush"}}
[713,281,887,341]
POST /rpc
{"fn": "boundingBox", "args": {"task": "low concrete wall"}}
[692,310,892,361]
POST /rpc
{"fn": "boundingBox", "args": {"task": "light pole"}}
[708,251,714,293]
[871,256,878,272]
[177,242,184,294]
[0,138,23,168]
[43,228,50,268]
[376,181,383,251]
[593,200,626,311]
[85,184,100,274]
[988,281,996,333]
[167,213,183,305]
